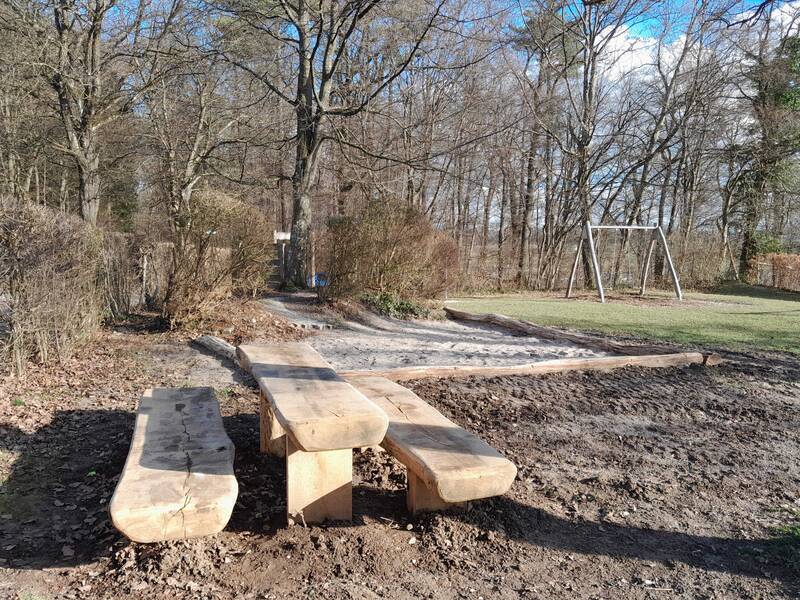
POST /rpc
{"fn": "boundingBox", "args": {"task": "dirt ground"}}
[1,322,800,598]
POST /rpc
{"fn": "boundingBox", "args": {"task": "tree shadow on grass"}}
[712,282,800,303]
[1,408,798,596]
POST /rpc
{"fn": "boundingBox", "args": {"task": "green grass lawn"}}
[447,284,800,354]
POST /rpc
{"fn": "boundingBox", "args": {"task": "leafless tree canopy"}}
[0,0,799,294]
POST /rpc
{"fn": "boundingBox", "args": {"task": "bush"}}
[320,201,457,300]
[361,292,429,319]
[753,253,800,292]
[162,192,273,325]
[0,199,103,374]
[754,233,785,256]
[101,232,143,319]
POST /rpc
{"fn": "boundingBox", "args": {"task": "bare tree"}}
[1,0,180,223]
[218,0,446,285]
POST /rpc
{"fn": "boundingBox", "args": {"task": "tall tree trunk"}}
[77,150,101,224]
[508,163,520,273]
[517,132,536,287]
[537,139,555,289]
[479,169,495,269]
[739,184,762,281]
[579,201,593,285]
[497,173,507,289]
[288,6,318,287]
[289,143,317,287]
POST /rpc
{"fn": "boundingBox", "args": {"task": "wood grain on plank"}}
[346,375,517,505]
[285,438,353,523]
[237,342,388,452]
[109,387,237,543]
[259,390,286,457]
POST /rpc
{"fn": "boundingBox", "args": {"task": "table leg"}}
[285,437,352,523]
[259,391,285,457]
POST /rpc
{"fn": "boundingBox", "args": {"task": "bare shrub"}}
[228,204,275,299]
[769,253,800,291]
[668,235,724,289]
[101,232,145,319]
[0,200,103,374]
[163,192,273,325]
[320,201,457,300]
[753,253,800,291]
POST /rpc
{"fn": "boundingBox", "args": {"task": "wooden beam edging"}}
[444,306,680,357]
[193,327,722,386]
[338,352,721,382]
[195,334,240,367]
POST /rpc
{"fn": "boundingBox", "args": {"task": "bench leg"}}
[260,391,285,457]
[407,472,462,514]
[285,437,352,524]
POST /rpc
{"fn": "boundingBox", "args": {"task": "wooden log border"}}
[195,313,721,385]
[445,306,681,357]
[338,351,720,382]
[195,334,240,366]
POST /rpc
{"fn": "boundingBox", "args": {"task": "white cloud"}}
[597,25,656,83]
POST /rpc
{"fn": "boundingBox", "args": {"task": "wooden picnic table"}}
[238,342,388,523]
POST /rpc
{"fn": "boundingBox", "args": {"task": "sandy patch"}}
[306,312,609,371]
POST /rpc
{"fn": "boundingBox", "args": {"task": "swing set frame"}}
[566,221,683,304]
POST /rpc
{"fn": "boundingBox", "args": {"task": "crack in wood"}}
[164,404,195,539]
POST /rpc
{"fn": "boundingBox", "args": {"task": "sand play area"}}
[263,297,610,371]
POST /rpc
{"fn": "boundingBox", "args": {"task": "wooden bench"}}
[237,342,388,523]
[109,388,238,543]
[346,375,517,514]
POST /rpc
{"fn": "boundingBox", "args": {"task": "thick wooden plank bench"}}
[237,342,388,523]
[109,388,238,543]
[346,375,517,514]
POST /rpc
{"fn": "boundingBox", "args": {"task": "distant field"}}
[447,284,800,354]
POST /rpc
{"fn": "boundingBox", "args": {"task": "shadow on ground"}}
[1,406,797,595]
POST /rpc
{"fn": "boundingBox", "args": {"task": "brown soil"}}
[1,328,799,599]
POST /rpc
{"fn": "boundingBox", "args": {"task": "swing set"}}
[566,221,683,303]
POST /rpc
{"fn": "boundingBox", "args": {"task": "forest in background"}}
[1,0,800,367]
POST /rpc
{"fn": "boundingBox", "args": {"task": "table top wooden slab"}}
[238,343,388,452]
